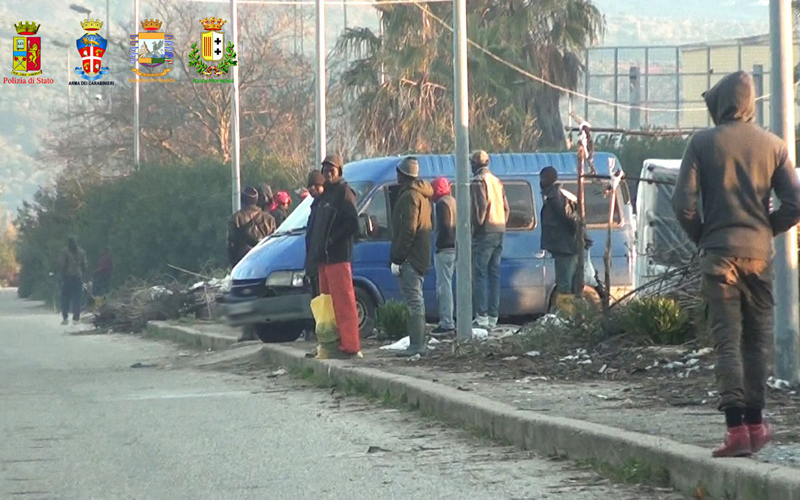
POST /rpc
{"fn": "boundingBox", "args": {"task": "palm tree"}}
[334,0,604,154]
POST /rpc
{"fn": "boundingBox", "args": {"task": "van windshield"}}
[274,181,375,234]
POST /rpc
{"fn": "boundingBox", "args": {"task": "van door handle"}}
[534,251,546,258]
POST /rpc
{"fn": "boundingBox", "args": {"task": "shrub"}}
[619,296,692,345]
[376,300,409,341]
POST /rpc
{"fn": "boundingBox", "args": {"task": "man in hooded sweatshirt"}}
[307,154,362,357]
[672,70,800,458]
[470,150,509,329]
[390,157,434,356]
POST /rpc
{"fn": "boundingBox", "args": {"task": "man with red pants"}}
[673,71,800,457]
[306,154,362,358]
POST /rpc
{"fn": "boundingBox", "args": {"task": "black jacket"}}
[271,206,289,228]
[306,180,359,273]
[540,183,580,256]
[435,195,456,252]
[673,71,800,260]
[391,180,434,274]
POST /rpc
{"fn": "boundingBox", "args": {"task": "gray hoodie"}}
[672,71,800,261]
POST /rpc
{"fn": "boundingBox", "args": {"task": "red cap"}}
[275,191,291,205]
[431,177,451,199]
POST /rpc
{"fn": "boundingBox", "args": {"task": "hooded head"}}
[257,184,273,209]
[307,171,325,199]
[275,190,291,207]
[431,177,451,201]
[67,236,78,252]
[703,71,755,126]
[322,153,344,184]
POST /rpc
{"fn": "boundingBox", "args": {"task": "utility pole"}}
[231,0,242,213]
[770,0,800,385]
[315,0,327,166]
[453,0,472,341]
[133,0,140,170]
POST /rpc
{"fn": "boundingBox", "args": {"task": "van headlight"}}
[265,270,306,288]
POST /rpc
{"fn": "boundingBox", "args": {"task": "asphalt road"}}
[0,289,683,500]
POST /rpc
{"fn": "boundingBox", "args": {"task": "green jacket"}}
[391,179,434,275]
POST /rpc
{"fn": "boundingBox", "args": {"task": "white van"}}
[634,159,695,293]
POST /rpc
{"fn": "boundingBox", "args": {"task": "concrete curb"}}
[147,322,800,500]
[145,323,238,351]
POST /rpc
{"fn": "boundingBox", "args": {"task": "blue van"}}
[222,153,636,342]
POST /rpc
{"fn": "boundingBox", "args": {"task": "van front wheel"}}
[355,286,377,338]
[253,322,303,343]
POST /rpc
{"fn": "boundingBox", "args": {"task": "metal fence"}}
[571,41,800,130]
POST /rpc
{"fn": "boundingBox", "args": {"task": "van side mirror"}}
[358,213,375,239]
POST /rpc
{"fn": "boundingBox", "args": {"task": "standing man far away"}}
[672,71,800,458]
[306,154,362,358]
[431,177,456,337]
[60,236,87,325]
[470,150,509,329]
[539,167,580,313]
[390,157,434,356]
[227,186,275,269]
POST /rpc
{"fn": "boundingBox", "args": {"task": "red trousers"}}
[318,262,361,354]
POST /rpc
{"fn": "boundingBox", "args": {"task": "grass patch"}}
[576,458,671,488]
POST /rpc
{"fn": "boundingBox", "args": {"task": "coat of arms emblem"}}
[75,19,109,81]
[12,21,42,77]
[130,19,174,77]
[188,17,237,77]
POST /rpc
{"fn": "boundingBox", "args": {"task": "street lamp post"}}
[770,0,800,385]
[133,0,141,170]
[453,0,472,341]
[231,0,242,213]
[315,0,326,166]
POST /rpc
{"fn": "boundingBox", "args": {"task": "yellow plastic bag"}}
[310,294,340,358]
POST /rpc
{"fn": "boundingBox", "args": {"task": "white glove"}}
[391,263,402,277]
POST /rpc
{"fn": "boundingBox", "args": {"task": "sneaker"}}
[72,319,80,326]
[488,316,499,329]
[430,326,455,338]
[748,422,773,453]
[472,316,489,328]
[61,319,69,326]
[712,425,752,458]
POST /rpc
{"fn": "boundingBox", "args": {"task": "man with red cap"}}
[271,191,292,228]
[431,177,456,336]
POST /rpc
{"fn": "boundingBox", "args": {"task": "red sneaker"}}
[748,422,773,454]
[712,426,753,458]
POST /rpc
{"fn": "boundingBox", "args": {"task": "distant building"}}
[679,33,800,128]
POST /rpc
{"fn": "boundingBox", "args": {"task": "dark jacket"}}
[391,179,434,274]
[471,168,509,235]
[540,183,580,256]
[435,195,456,252]
[61,247,88,279]
[227,205,275,267]
[271,206,289,228]
[304,196,323,276]
[306,180,359,271]
[672,71,800,261]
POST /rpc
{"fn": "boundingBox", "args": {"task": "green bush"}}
[15,155,306,302]
[619,296,692,345]
[376,300,410,341]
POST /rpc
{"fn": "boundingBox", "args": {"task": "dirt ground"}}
[348,326,800,469]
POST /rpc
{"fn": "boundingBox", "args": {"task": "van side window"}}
[362,188,390,240]
[562,180,622,227]
[504,181,535,231]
